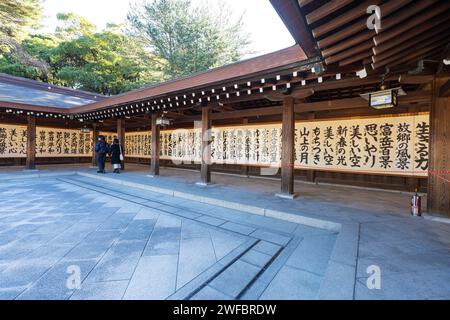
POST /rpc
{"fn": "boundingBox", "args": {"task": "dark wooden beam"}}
[25,115,36,170]
[200,106,212,184]
[172,90,431,123]
[439,79,450,97]
[150,113,160,176]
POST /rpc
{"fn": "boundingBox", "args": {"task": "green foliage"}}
[52,30,164,95]
[0,0,42,41]
[127,0,250,78]
[0,0,251,95]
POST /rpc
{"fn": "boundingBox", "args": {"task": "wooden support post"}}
[149,113,160,176]
[306,112,316,183]
[25,115,36,170]
[91,123,99,167]
[277,96,296,199]
[428,77,450,216]
[199,106,212,185]
[117,119,125,170]
[241,118,249,177]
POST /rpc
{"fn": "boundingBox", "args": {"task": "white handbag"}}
[119,144,124,161]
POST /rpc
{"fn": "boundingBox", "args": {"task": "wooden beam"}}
[279,96,295,197]
[373,14,450,56]
[306,0,353,25]
[150,113,160,176]
[25,115,36,170]
[373,2,449,46]
[200,106,212,184]
[173,90,431,123]
[398,75,435,85]
[439,79,450,97]
[312,0,382,38]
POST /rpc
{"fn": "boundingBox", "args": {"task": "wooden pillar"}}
[241,118,249,176]
[306,112,316,183]
[428,77,450,216]
[149,113,160,176]
[278,96,295,198]
[91,123,99,167]
[25,115,36,170]
[200,106,212,185]
[117,119,125,170]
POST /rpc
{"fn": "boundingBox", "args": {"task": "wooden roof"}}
[271,0,450,72]
[70,45,307,113]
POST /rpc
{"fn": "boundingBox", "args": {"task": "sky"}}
[39,0,295,58]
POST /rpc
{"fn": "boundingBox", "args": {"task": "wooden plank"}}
[280,96,295,195]
[200,106,212,184]
[428,77,450,216]
[312,0,382,38]
[306,0,353,25]
[25,115,36,170]
[150,113,160,176]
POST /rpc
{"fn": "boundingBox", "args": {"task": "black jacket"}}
[95,141,110,155]
[110,144,122,164]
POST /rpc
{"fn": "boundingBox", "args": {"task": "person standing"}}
[95,135,109,173]
[109,138,123,174]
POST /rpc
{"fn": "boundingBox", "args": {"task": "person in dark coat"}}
[95,135,110,173]
[109,138,123,174]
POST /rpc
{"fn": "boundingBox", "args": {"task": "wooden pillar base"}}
[275,192,298,200]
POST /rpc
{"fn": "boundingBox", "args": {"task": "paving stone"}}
[195,215,226,227]
[123,255,178,300]
[221,222,256,235]
[70,280,129,300]
[260,266,321,300]
[241,250,273,268]
[191,285,233,300]
[17,259,98,300]
[250,229,291,246]
[252,241,282,256]
[209,260,260,298]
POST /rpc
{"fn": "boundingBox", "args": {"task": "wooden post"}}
[277,96,296,198]
[117,119,125,170]
[199,106,212,185]
[149,113,160,176]
[25,115,36,170]
[91,123,99,167]
[241,118,249,176]
[428,77,450,216]
[306,112,316,183]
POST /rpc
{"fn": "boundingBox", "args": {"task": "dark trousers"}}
[97,153,106,172]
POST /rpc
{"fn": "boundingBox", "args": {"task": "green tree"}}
[0,0,49,76]
[52,28,164,95]
[54,12,96,40]
[127,0,250,79]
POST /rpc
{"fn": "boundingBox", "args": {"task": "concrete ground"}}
[0,164,449,300]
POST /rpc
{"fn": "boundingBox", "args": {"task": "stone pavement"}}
[0,164,449,300]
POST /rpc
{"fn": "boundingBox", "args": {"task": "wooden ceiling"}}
[294,0,450,72]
